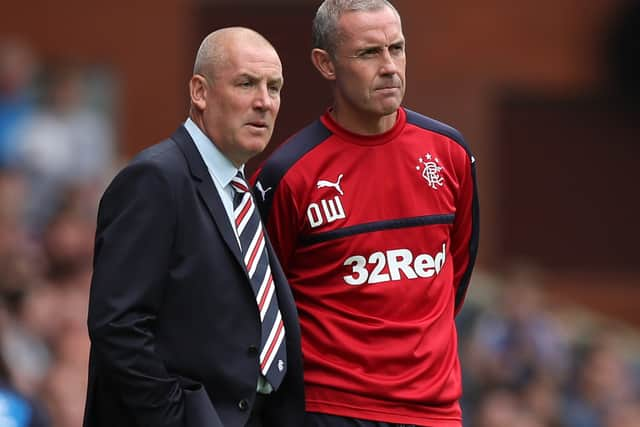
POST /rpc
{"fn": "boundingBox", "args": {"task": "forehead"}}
[337,7,404,48]
[220,40,282,79]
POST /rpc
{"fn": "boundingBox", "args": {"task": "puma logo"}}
[255,180,272,201]
[316,174,344,196]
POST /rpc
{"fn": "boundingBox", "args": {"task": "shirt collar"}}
[183,118,241,187]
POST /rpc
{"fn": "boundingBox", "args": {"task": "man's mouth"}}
[246,120,268,129]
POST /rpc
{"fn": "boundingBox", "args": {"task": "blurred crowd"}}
[458,266,640,427]
[1,39,639,427]
[0,39,117,426]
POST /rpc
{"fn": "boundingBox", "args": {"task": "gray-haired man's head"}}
[312,0,400,57]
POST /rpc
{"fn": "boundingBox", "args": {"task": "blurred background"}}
[1,0,639,426]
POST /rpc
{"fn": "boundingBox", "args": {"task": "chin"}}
[375,98,402,114]
[242,139,270,156]
[379,104,400,116]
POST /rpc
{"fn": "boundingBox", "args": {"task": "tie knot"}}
[231,171,249,194]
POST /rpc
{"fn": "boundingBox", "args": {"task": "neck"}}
[188,109,204,132]
[329,106,397,135]
[187,110,244,168]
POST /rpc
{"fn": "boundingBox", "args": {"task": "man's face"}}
[201,40,283,166]
[331,6,406,122]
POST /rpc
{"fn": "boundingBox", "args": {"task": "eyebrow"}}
[353,39,405,54]
[236,72,282,82]
[235,73,284,90]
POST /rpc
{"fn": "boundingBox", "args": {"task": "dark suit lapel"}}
[170,126,245,268]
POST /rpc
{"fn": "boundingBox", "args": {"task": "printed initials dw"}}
[307,196,346,228]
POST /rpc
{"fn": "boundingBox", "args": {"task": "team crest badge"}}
[416,153,445,190]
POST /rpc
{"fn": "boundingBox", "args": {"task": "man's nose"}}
[379,49,399,75]
[253,85,274,110]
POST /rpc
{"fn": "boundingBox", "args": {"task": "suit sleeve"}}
[451,150,479,315]
[87,160,185,427]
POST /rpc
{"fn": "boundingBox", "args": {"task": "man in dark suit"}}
[82,27,304,427]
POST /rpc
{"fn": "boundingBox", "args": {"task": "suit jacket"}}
[83,126,304,427]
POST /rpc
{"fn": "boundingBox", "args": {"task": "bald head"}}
[188,27,283,167]
[193,27,277,81]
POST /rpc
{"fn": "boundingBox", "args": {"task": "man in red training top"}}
[252,1,479,426]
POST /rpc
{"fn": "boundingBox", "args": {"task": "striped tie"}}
[230,171,286,390]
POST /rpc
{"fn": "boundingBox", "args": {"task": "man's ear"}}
[311,48,336,81]
[189,74,208,111]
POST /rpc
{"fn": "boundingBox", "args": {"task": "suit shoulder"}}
[130,138,181,167]
[121,137,188,177]
[106,138,187,197]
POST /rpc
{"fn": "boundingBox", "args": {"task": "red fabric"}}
[251,108,477,426]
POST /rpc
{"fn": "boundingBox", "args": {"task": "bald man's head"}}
[193,27,276,82]
[188,27,283,167]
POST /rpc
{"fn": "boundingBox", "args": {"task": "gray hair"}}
[312,0,400,56]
